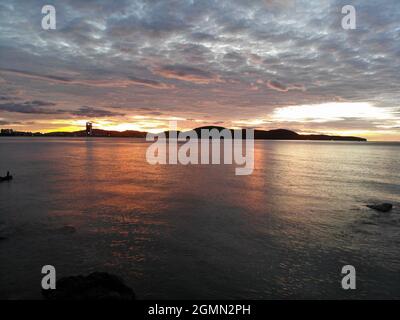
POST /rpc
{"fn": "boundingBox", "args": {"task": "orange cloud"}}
[0,68,173,89]
[153,64,222,84]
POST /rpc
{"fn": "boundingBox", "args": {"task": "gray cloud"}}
[0,0,399,137]
[0,120,13,125]
[0,95,13,101]
[0,101,125,119]
[266,80,306,92]
[69,106,125,118]
[0,68,173,89]
[267,80,289,92]
[0,101,58,114]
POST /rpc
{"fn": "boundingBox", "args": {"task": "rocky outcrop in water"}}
[367,203,393,213]
[42,272,136,300]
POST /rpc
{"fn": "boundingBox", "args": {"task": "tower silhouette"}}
[86,122,93,136]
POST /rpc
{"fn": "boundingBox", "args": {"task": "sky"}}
[0,0,399,140]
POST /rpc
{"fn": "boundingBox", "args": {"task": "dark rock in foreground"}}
[367,203,393,213]
[42,272,136,300]
[0,236,7,241]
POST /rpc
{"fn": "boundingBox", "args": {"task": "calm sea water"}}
[0,138,399,299]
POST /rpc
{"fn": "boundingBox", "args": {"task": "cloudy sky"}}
[0,0,399,140]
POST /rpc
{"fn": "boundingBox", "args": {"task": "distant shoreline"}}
[3,137,399,143]
[0,126,367,141]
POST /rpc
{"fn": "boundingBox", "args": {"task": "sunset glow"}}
[1,0,400,303]
[271,103,393,123]
[0,1,399,140]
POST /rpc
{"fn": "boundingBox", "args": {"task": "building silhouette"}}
[86,122,93,136]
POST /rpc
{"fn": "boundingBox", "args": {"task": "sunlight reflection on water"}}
[0,138,399,299]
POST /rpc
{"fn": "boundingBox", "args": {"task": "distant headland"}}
[0,126,367,142]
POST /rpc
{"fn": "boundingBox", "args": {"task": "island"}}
[0,127,367,141]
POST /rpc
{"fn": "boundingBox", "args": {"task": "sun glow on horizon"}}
[271,102,393,123]
[10,101,399,141]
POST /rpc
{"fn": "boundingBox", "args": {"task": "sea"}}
[0,137,399,299]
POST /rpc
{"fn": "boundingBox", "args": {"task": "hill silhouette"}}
[189,126,366,141]
[0,126,367,141]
